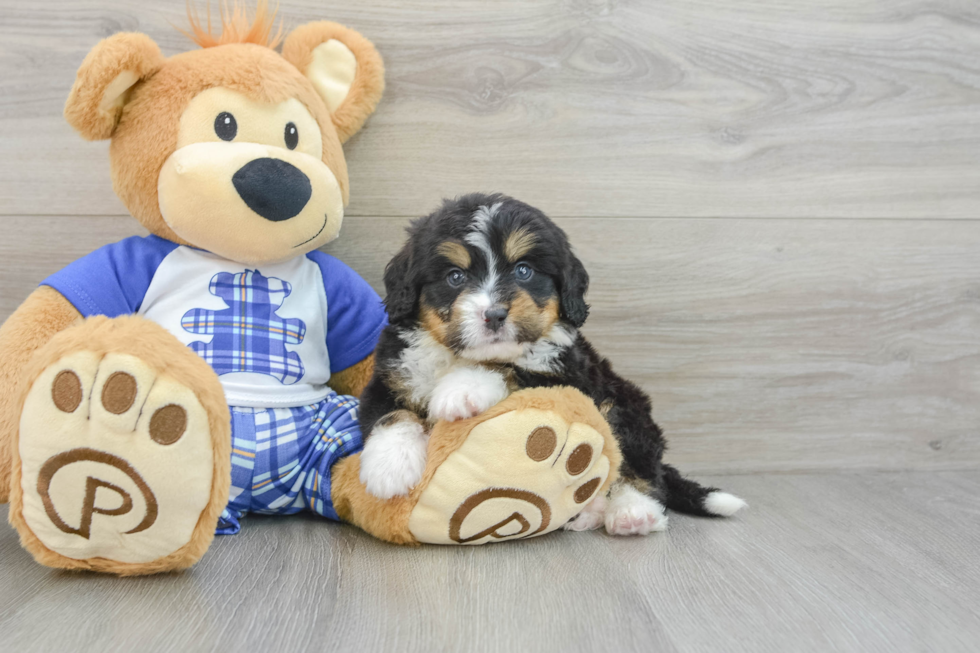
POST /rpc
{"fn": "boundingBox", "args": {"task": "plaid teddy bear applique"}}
[181,270,307,385]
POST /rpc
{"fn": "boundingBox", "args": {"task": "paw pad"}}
[566,443,593,475]
[53,368,189,447]
[51,370,82,412]
[101,371,137,414]
[574,477,602,504]
[148,405,187,445]
[525,426,556,461]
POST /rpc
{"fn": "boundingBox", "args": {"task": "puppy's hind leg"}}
[604,478,668,536]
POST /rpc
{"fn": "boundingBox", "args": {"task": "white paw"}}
[359,420,428,499]
[704,491,748,516]
[428,366,508,422]
[564,495,607,532]
[604,485,668,536]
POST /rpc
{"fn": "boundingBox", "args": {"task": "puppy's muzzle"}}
[232,157,312,222]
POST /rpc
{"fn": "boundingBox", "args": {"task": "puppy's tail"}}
[662,464,748,517]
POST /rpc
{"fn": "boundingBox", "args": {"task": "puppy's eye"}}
[214,112,237,141]
[447,268,467,288]
[514,263,534,281]
[285,122,298,150]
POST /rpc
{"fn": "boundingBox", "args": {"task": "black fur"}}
[559,252,590,328]
[381,247,416,324]
[511,335,722,516]
[361,193,729,518]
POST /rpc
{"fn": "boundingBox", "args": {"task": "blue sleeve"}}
[40,235,179,317]
[307,251,388,373]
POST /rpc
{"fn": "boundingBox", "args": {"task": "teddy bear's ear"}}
[281,22,385,143]
[64,33,164,141]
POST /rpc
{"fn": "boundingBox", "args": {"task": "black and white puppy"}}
[358,193,746,535]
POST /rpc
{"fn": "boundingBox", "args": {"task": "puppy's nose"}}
[232,157,312,222]
[484,306,509,332]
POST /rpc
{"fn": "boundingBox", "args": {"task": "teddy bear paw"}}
[16,350,216,565]
[408,408,612,544]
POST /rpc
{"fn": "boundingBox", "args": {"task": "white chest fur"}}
[394,328,462,408]
[392,324,576,421]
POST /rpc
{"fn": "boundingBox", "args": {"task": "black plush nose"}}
[484,306,509,332]
[232,158,312,222]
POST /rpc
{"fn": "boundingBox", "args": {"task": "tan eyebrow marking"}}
[504,228,537,262]
[437,241,471,269]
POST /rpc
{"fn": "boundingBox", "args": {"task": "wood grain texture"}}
[2,1,978,649]
[2,0,980,218]
[2,471,979,653]
[2,214,978,474]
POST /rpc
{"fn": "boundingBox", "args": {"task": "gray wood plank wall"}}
[1,0,978,474]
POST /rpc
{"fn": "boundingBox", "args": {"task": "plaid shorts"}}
[215,391,363,535]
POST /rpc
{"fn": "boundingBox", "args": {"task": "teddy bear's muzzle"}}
[157,141,345,265]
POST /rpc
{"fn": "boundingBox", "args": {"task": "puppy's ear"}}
[281,22,385,143]
[64,33,164,141]
[559,251,590,328]
[383,245,418,324]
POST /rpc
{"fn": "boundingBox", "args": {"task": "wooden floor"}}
[2,471,979,652]
[2,1,980,651]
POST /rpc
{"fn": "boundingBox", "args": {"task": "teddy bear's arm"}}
[327,353,375,397]
[0,286,82,502]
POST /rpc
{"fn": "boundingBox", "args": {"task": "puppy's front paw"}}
[359,419,428,499]
[429,367,509,422]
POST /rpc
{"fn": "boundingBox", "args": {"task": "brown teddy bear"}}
[0,3,619,575]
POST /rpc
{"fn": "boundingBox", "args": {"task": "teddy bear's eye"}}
[214,112,237,141]
[284,122,299,150]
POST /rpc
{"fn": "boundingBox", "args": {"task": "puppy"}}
[357,193,746,535]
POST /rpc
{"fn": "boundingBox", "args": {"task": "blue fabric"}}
[40,235,179,317]
[216,391,364,535]
[40,237,387,377]
[307,250,388,373]
[40,239,383,535]
[181,270,308,385]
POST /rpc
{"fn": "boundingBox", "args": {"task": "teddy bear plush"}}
[0,4,619,574]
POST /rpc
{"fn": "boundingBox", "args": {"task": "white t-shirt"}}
[43,235,387,408]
